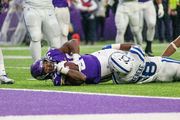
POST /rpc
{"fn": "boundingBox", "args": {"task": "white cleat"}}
[0,75,14,84]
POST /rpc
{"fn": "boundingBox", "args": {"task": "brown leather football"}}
[64,61,79,71]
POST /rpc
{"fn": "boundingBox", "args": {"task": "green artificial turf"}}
[1,41,180,98]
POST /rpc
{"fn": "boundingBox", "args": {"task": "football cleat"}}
[0,75,14,84]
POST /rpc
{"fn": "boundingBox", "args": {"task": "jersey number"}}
[142,62,157,76]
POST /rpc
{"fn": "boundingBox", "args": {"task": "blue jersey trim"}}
[132,46,145,57]
[112,73,118,84]
[162,57,180,64]
[129,50,144,62]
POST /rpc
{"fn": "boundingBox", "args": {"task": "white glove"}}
[73,53,81,62]
[56,61,69,75]
[158,4,164,18]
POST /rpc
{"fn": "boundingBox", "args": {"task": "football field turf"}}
[1,42,180,120]
[0,42,180,98]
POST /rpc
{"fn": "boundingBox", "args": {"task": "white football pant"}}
[115,2,142,44]
[138,1,156,42]
[55,7,70,46]
[23,6,61,60]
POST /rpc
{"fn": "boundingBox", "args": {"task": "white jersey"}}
[91,49,125,78]
[112,46,180,84]
[23,0,53,8]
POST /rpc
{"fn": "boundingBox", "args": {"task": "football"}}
[64,61,79,71]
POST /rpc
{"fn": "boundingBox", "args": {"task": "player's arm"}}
[161,36,180,57]
[56,61,86,85]
[102,43,136,51]
[58,39,80,54]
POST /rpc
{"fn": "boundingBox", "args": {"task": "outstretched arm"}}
[161,36,180,57]
[102,43,136,51]
[58,39,80,54]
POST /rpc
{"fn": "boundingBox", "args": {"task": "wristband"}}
[171,42,178,51]
[111,44,120,49]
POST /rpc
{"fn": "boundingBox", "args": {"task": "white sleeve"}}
[127,45,145,63]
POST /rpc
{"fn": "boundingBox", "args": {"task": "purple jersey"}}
[45,49,101,84]
[52,0,68,7]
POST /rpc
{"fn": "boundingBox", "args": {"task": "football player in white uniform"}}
[138,0,164,56]
[0,48,14,84]
[107,0,142,45]
[162,35,180,57]
[106,43,180,84]
[23,0,61,61]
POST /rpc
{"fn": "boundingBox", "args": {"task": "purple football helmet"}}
[30,59,52,80]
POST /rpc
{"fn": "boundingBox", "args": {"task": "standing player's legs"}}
[0,48,14,84]
[144,1,156,56]
[115,5,129,43]
[54,7,70,46]
[43,9,61,48]
[23,7,43,61]
[129,2,142,45]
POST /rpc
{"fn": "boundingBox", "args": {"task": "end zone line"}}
[0,88,180,100]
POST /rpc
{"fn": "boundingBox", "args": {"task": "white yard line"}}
[0,113,179,120]
[5,66,29,69]
[1,43,170,51]
[4,56,32,59]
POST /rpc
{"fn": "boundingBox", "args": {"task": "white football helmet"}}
[109,52,133,74]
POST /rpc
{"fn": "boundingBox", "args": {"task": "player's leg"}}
[54,7,70,45]
[23,7,43,61]
[0,48,14,84]
[144,1,156,56]
[115,4,129,43]
[129,2,143,45]
[157,57,180,82]
[43,9,61,48]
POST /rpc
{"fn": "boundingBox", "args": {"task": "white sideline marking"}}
[5,66,29,69]
[0,88,180,100]
[1,43,169,50]
[4,56,31,59]
[0,113,180,120]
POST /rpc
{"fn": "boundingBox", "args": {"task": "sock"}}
[0,48,6,76]
[146,41,152,52]
[30,41,41,61]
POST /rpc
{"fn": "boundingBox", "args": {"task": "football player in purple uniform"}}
[30,39,133,86]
